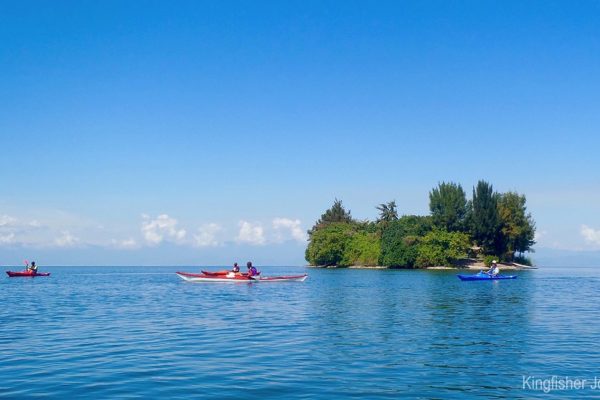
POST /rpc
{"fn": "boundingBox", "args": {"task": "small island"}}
[305,180,536,270]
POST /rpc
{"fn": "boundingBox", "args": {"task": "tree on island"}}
[341,230,381,267]
[376,200,398,224]
[415,230,471,268]
[305,222,380,267]
[429,182,468,232]
[379,215,432,267]
[308,198,353,235]
[305,223,352,266]
[498,192,536,260]
[471,180,503,255]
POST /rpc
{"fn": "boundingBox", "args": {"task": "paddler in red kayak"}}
[225,262,241,278]
[246,261,258,277]
[23,260,38,273]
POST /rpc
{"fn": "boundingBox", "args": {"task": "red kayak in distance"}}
[6,270,51,277]
[176,271,307,283]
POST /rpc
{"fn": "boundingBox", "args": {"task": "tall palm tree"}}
[376,200,398,223]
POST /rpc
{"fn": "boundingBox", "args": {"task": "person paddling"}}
[225,262,241,278]
[246,261,258,277]
[30,261,38,273]
[486,260,500,277]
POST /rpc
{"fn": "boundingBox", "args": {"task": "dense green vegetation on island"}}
[305,180,536,268]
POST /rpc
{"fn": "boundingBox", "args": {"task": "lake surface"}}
[2,265,600,398]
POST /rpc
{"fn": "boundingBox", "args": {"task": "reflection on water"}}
[1,266,599,398]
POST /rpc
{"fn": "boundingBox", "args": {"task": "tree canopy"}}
[498,192,536,259]
[309,198,353,235]
[305,223,353,266]
[429,182,468,232]
[415,230,471,268]
[376,200,398,223]
[379,216,432,267]
[471,180,502,255]
[341,231,381,267]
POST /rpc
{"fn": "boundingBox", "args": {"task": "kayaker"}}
[232,263,240,273]
[246,261,258,277]
[486,260,500,277]
[30,261,38,273]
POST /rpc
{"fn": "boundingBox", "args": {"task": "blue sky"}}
[1,1,600,265]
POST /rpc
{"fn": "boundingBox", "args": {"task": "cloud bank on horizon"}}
[0,212,309,253]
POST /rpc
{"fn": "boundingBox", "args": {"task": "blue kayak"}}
[457,272,517,281]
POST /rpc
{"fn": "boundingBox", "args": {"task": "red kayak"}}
[6,270,50,277]
[176,271,307,283]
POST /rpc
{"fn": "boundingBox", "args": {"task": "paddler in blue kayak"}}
[246,261,258,277]
[486,260,500,277]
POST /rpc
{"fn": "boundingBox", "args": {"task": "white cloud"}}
[581,225,600,246]
[0,212,98,248]
[194,223,222,247]
[0,233,15,244]
[534,229,547,242]
[272,218,307,243]
[0,215,21,246]
[54,231,80,248]
[236,221,266,245]
[121,238,137,248]
[141,214,187,245]
[0,215,17,227]
[110,238,139,249]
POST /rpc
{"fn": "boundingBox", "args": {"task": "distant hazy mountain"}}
[532,248,600,268]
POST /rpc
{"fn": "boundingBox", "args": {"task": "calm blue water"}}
[2,265,600,398]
